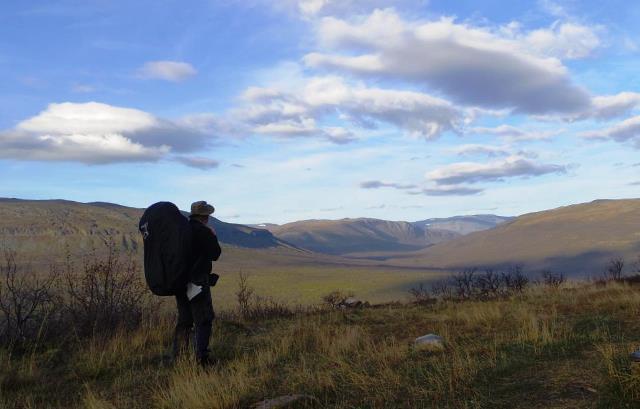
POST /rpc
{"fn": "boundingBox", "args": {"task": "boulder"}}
[414,334,444,350]
[251,394,317,409]
[342,297,362,308]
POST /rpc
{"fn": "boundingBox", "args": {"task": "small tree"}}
[604,257,625,282]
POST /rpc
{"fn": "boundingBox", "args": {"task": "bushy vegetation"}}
[3,249,640,408]
[0,242,155,349]
[413,266,530,303]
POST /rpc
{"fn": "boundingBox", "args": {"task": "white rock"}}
[414,334,444,349]
[342,297,362,307]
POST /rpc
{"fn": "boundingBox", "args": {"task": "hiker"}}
[172,200,222,366]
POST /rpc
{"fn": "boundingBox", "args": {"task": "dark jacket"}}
[188,219,222,286]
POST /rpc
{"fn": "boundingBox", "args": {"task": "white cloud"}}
[0,102,217,164]
[523,22,601,60]
[0,129,168,164]
[468,125,559,142]
[452,144,512,157]
[409,185,484,196]
[304,10,592,115]
[175,156,220,170]
[573,92,640,121]
[582,115,640,148]
[137,60,197,82]
[237,75,466,141]
[427,155,567,185]
[275,0,423,18]
[360,180,417,189]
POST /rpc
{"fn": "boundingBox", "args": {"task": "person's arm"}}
[202,226,222,261]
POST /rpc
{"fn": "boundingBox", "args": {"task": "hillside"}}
[0,198,292,264]
[412,214,513,235]
[269,218,459,255]
[4,280,640,408]
[394,199,640,276]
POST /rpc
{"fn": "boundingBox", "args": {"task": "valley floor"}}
[2,283,640,408]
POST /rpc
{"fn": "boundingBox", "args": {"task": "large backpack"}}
[138,202,192,296]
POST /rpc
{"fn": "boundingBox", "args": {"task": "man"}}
[173,200,222,366]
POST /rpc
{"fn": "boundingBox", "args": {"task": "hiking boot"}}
[631,349,640,362]
[197,355,218,368]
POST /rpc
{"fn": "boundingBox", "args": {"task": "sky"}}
[0,0,639,224]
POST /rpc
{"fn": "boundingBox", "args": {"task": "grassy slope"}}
[3,283,640,408]
[389,199,640,276]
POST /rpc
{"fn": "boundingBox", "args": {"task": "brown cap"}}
[190,201,215,216]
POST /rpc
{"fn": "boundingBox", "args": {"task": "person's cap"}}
[190,201,215,216]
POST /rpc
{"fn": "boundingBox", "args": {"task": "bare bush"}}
[0,249,60,347]
[236,273,293,320]
[408,283,436,305]
[453,269,477,300]
[243,296,294,321]
[429,266,530,302]
[502,265,529,294]
[431,281,454,301]
[236,272,254,318]
[321,290,355,308]
[63,241,153,337]
[476,269,503,300]
[541,270,565,288]
[604,257,625,282]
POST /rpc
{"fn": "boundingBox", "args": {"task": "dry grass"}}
[2,282,640,408]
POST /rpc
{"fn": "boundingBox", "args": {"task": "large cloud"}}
[0,102,217,165]
[304,10,593,115]
[427,156,567,185]
[237,76,466,140]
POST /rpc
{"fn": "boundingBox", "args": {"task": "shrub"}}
[236,272,254,319]
[502,265,529,293]
[0,249,60,347]
[63,241,154,338]
[453,268,478,300]
[321,290,354,308]
[541,270,565,288]
[408,283,436,305]
[604,257,625,282]
[236,273,293,320]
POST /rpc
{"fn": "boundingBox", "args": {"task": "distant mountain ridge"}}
[392,199,640,276]
[269,218,448,255]
[412,215,513,235]
[0,199,290,263]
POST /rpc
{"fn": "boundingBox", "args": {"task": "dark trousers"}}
[172,286,215,362]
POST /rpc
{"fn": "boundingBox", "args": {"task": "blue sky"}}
[0,0,639,224]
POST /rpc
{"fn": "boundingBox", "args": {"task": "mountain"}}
[268,218,459,255]
[393,199,640,276]
[412,215,513,235]
[0,198,290,264]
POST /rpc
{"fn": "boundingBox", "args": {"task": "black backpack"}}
[138,202,192,296]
